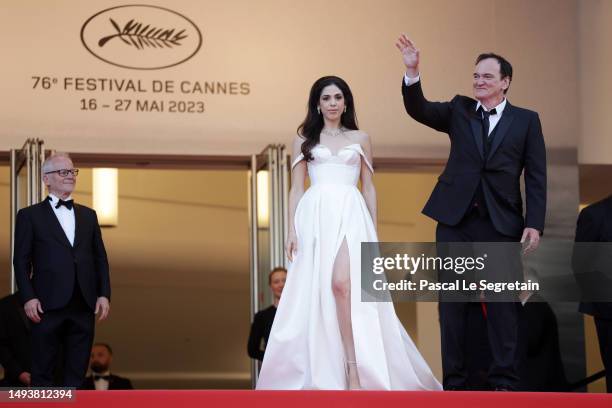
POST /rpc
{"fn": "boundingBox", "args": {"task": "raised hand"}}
[395,34,420,77]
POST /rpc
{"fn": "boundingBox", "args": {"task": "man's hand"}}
[24,298,43,323]
[521,227,541,254]
[395,34,420,78]
[95,296,110,321]
[18,372,31,386]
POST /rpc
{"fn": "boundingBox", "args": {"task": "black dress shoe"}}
[444,385,468,391]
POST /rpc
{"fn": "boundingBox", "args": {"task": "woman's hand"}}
[285,230,298,262]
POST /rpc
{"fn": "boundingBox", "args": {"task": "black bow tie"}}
[93,374,111,381]
[478,106,497,117]
[55,199,74,210]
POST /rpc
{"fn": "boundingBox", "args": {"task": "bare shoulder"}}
[292,135,307,160]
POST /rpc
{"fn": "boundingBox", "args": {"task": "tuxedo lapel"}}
[469,111,485,160]
[42,201,72,248]
[487,103,515,160]
[73,204,84,248]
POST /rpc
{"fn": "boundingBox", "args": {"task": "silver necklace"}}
[321,127,345,138]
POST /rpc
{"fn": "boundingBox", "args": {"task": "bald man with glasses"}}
[13,152,111,387]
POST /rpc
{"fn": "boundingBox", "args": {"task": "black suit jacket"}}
[402,80,547,237]
[13,199,111,311]
[575,195,612,318]
[247,305,277,361]
[81,374,133,390]
[0,293,31,386]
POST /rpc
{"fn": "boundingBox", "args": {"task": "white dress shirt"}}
[47,193,75,246]
[475,98,507,136]
[404,73,507,135]
[93,370,111,391]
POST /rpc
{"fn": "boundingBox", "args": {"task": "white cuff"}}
[404,73,420,86]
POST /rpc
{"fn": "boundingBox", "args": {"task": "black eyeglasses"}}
[45,169,79,177]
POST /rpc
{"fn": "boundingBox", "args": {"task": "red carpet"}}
[2,390,611,408]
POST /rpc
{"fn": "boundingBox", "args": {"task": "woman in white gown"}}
[256,76,442,391]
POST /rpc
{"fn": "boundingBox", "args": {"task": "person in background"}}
[574,195,612,393]
[0,292,32,387]
[13,152,111,387]
[81,343,133,390]
[247,267,287,361]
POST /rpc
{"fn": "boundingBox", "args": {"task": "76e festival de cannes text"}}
[31,76,250,114]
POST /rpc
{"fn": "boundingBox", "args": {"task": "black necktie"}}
[55,199,74,210]
[478,107,497,157]
[94,375,111,381]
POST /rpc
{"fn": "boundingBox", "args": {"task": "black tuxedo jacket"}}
[575,195,612,318]
[81,374,133,390]
[13,199,110,311]
[0,293,31,386]
[402,80,547,237]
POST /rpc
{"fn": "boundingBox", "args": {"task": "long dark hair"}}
[297,76,359,161]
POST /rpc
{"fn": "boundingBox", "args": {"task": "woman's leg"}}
[331,237,360,389]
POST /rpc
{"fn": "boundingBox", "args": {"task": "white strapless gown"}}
[256,143,442,390]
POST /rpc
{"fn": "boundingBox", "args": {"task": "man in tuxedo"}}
[81,343,133,390]
[396,35,547,390]
[574,195,612,392]
[13,152,111,387]
[0,292,31,387]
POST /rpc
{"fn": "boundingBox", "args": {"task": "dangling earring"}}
[344,106,347,113]
[317,106,321,115]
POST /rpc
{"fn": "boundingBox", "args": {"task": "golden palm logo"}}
[81,5,202,70]
[98,18,188,49]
